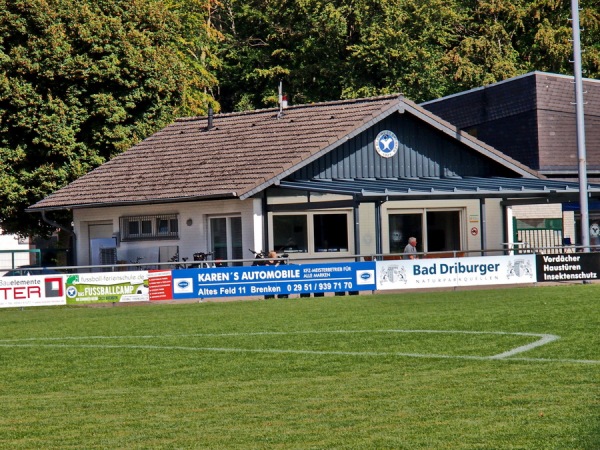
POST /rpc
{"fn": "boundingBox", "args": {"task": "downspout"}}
[41,210,77,266]
[353,196,360,261]
[375,200,383,255]
[261,193,269,252]
[479,198,487,254]
[502,202,509,252]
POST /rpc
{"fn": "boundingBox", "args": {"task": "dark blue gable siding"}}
[293,113,513,180]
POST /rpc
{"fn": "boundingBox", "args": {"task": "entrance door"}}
[209,216,243,265]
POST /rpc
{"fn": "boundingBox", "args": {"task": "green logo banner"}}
[65,272,149,304]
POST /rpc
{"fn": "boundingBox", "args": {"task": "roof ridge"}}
[176,94,403,122]
[421,71,600,106]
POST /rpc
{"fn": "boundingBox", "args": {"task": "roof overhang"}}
[26,192,239,213]
[276,177,600,202]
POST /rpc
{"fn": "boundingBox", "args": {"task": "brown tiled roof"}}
[30,95,403,210]
[29,94,540,211]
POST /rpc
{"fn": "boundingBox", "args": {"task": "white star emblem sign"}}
[375,130,399,158]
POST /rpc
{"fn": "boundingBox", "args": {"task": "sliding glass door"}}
[388,209,462,254]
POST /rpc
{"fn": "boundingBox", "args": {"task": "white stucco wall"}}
[73,198,261,266]
[482,198,504,253]
[359,202,377,255]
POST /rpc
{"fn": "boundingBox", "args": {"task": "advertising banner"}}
[0,275,66,308]
[377,255,536,290]
[65,272,149,304]
[148,270,173,301]
[171,262,376,300]
[536,253,600,282]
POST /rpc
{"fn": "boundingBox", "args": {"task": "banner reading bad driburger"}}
[376,255,536,290]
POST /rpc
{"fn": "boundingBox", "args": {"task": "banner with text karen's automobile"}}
[376,255,536,290]
[0,275,66,308]
[65,272,149,304]
[171,262,376,299]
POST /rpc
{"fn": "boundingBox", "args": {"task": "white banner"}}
[0,275,66,308]
[376,255,536,290]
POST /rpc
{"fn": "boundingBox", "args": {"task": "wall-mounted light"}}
[186,218,193,227]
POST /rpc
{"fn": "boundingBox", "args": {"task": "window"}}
[272,211,351,254]
[273,215,308,252]
[120,214,179,241]
[313,214,348,252]
[157,217,178,234]
[389,213,422,253]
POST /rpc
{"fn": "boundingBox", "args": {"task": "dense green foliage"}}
[0,0,204,235]
[213,0,600,111]
[0,286,598,447]
[0,0,599,236]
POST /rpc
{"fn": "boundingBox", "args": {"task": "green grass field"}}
[0,284,598,449]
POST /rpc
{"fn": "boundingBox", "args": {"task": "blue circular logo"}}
[375,130,399,158]
[66,286,78,298]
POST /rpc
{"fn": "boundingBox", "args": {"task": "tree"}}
[444,0,600,93]
[213,0,600,108]
[521,0,600,77]
[0,0,191,236]
[214,0,356,111]
[343,0,468,101]
[166,0,222,116]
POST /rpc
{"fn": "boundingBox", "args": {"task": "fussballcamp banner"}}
[65,272,149,304]
[0,275,66,308]
[376,255,536,290]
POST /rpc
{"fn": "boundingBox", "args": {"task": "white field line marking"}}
[488,333,560,359]
[0,330,596,364]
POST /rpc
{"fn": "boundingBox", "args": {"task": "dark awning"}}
[277,176,600,201]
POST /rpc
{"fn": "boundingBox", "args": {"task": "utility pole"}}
[570,0,590,251]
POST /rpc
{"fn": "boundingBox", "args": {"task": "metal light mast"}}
[570,0,590,251]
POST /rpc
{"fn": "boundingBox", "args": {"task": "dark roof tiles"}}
[421,72,600,174]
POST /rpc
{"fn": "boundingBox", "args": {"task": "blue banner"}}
[171,262,376,299]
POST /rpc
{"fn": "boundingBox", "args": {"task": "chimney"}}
[207,107,214,130]
[277,81,287,119]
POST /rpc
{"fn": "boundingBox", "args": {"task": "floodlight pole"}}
[571,0,590,251]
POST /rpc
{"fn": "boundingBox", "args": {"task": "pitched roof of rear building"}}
[29,94,541,211]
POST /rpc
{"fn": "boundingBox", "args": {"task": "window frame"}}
[119,214,179,241]
[269,210,353,256]
[386,207,465,254]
